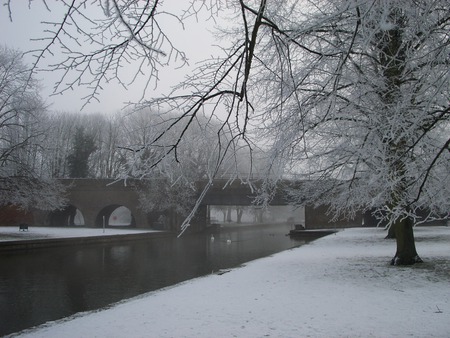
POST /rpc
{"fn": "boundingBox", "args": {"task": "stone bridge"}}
[30,178,362,232]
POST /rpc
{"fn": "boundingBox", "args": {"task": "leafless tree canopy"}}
[0,46,66,209]
[3,0,449,226]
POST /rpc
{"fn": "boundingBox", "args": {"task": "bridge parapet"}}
[30,178,363,231]
[55,179,147,228]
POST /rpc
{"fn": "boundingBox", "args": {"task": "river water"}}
[0,223,312,336]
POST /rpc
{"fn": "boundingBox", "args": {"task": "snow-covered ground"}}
[8,226,449,338]
[0,226,156,242]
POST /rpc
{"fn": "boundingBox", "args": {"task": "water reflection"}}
[0,223,310,336]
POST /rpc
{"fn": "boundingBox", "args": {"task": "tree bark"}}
[390,217,423,265]
[385,224,396,239]
[226,207,232,222]
[236,207,244,223]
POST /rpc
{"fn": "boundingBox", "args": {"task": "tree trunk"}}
[226,207,232,222]
[254,209,263,223]
[385,224,396,239]
[236,207,243,223]
[390,217,423,265]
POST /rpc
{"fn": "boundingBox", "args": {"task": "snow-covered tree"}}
[0,46,66,210]
[245,0,450,265]
[38,111,81,178]
[8,1,449,263]
[38,111,127,179]
[122,109,236,221]
[158,1,448,262]
[89,112,128,179]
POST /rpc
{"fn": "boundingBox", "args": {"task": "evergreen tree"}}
[67,127,97,178]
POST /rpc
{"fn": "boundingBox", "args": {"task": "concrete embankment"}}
[0,231,174,252]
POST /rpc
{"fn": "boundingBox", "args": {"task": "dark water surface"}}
[0,224,309,336]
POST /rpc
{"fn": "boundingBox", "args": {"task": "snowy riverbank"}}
[9,226,450,338]
[0,226,156,242]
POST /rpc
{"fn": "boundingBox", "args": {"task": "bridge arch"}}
[48,204,85,227]
[95,204,136,228]
[34,178,364,232]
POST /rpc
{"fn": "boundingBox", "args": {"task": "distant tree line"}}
[35,108,262,180]
[1,44,265,213]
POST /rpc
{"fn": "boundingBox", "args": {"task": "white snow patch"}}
[0,226,156,241]
[9,227,450,338]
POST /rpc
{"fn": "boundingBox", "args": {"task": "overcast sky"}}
[0,1,220,114]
